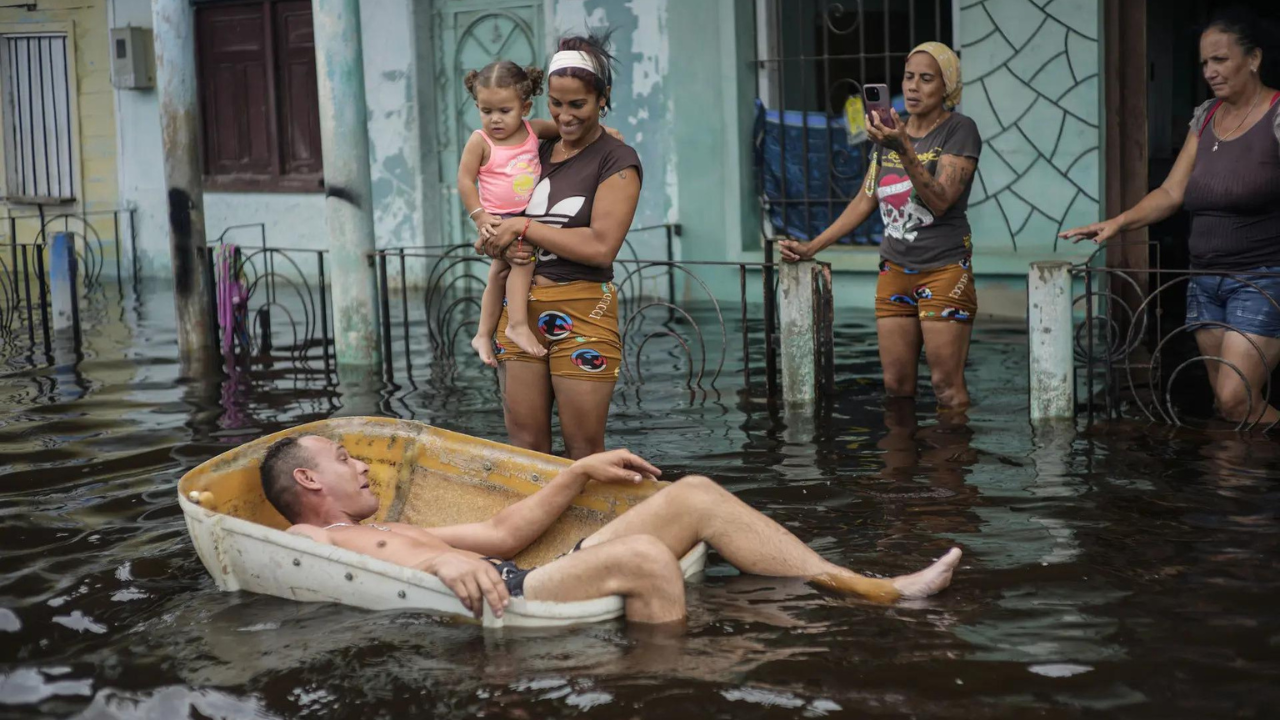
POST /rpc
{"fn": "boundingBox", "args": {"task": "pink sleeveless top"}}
[475,120,541,215]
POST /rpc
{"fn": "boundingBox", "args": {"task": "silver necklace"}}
[1213,89,1262,151]
[324,522,391,532]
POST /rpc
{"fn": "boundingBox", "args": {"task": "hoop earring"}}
[600,107,609,118]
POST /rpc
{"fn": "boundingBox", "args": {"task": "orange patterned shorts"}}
[875,257,977,322]
[494,280,622,382]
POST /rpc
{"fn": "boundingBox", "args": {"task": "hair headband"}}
[548,50,598,77]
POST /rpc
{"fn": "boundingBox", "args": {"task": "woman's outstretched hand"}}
[778,238,816,262]
[1058,217,1123,245]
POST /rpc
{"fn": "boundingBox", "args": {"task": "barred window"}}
[1,33,75,203]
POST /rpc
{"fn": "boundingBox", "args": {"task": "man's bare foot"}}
[505,323,547,357]
[891,547,962,599]
[470,335,498,368]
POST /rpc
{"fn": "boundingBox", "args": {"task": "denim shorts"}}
[1185,268,1280,338]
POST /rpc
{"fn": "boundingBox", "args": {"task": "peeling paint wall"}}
[112,0,426,279]
[550,0,675,259]
[361,0,428,250]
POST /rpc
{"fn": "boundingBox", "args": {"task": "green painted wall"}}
[959,0,1102,276]
[666,0,759,298]
[660,0,1105,315]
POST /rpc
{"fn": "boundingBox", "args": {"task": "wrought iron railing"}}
[203,234,334,377]
[4,209,138,292]
[1071,241,1280,431]
[1,208,138,363]
[371,243,832,397]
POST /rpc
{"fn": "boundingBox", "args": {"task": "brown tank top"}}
[1184,94,1280,270]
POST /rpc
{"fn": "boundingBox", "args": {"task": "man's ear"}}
[294,466,321,491]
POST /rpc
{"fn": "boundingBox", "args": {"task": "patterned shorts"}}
[495,280,622,381]
[875,257,977,322]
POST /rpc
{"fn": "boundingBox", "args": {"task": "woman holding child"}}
[469,31,641,459]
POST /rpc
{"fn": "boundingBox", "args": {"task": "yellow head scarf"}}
[908,42,962,110]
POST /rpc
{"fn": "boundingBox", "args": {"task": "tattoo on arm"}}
[617,169,628,180]
[918,156,976,214]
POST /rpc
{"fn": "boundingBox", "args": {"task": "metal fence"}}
[1,208,137,362]
[203,232,334,378]
[372,239,834,398]
[1072,242,1280,432]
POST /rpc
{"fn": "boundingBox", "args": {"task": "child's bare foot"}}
[470,335,498,368]
[505,323,547,357]
[891,547,962,599]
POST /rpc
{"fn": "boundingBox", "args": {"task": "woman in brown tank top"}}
[477,30,642,458]
[1060,8,1280,427]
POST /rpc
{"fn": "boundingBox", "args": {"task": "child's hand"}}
[471,211,501,232]
[479,223,497,240]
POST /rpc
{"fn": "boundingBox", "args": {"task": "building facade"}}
[0,0,1106,317]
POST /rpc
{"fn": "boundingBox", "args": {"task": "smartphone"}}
[862,83,895,129]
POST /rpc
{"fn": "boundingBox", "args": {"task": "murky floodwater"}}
[1,282,1278,719]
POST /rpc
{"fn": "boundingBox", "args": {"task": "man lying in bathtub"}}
[261,435,962,623]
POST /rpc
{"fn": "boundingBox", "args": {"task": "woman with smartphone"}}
[780,42,982,409]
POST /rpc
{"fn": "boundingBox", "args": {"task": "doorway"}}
[430,1,545,245]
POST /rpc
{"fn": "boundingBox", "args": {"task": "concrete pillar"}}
[314,0,381,368]
[779,260,818,405]
[49,232,80,338]
[1028,261,1075,422]
[151,0,216,376]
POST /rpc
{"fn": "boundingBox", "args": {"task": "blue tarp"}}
[754,97,905,247]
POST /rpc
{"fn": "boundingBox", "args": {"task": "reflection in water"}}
[1,283,1279,718]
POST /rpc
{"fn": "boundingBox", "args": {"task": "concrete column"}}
[779,260,818,405]
[314,0,381,368]
[151,0,216,376]
[1028,261,1075,422]
[49,232,79,338]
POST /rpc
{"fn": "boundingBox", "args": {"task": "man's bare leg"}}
[521,535,686,623]
[580,476,961,602]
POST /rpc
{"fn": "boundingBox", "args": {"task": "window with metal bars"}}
[755,0,953,248]
[0,33,75,203]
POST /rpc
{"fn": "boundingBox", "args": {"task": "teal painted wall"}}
[550,0,675,263]
[959,0,1101,276]
[549,0,757,300]
[801,0,1105,315]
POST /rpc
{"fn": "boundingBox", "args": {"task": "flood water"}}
[2,282,1278,719]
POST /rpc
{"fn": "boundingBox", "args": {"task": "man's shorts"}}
[494,280,622,381]
[483,538,586,598]
[484,558,533,597]
[1185,268,1280,338]
[875,257,977,322]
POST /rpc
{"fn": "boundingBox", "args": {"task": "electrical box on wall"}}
[109,27,154,90]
